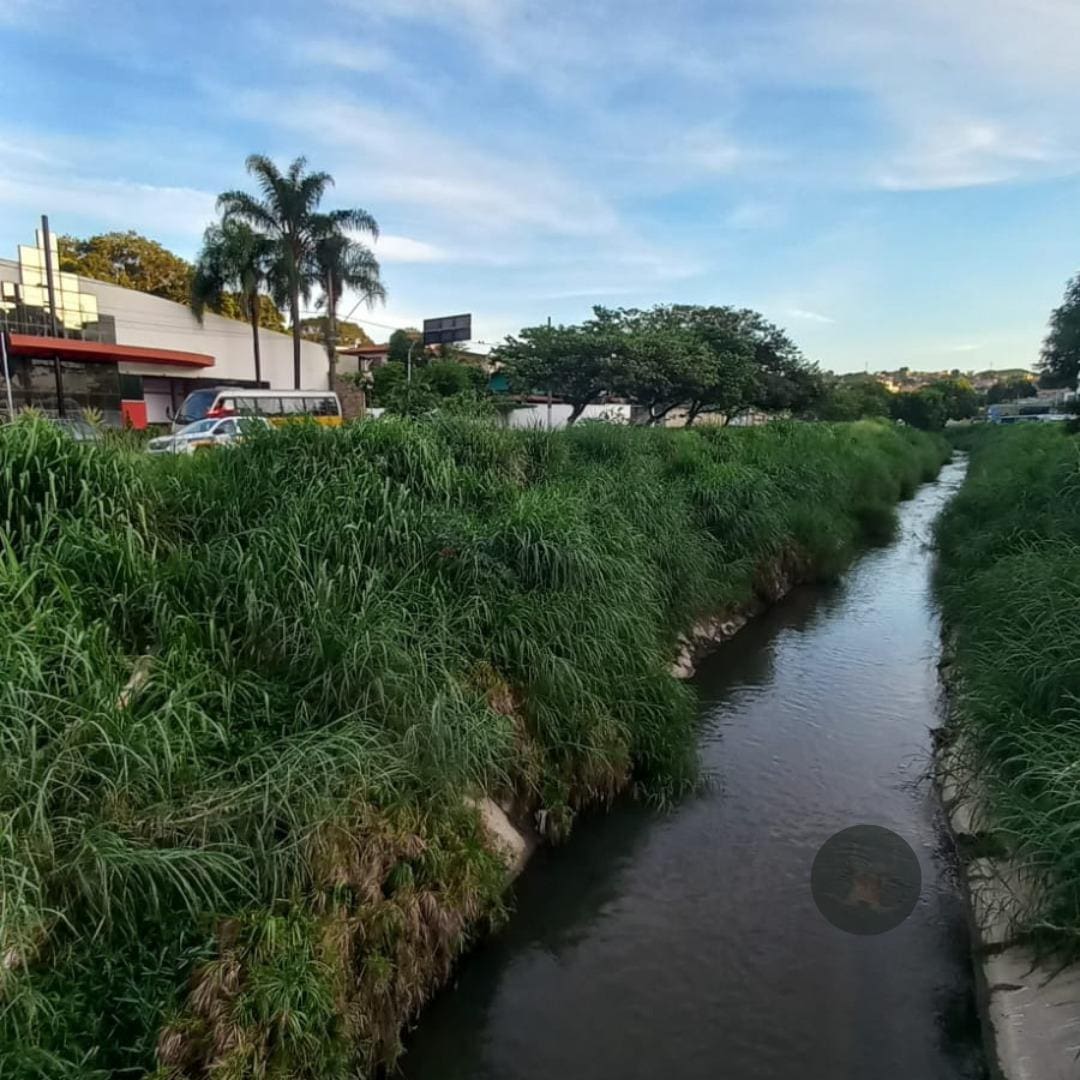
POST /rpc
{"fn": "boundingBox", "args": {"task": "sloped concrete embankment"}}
[936,731,1080,1080]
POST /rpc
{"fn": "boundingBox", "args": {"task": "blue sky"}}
[3,0,1080,372]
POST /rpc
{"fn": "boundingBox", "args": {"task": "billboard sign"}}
[423,313,472,346]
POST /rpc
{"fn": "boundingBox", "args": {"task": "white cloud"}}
[373,234,449,263]
[294,38,395,73]
[236,93,621,240]
[875,116,1072,191]
[0,172,215,243]
[787,308,836,324]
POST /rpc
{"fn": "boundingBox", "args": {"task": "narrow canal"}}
[402,457,984,1080]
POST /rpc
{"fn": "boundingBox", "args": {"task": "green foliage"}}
[191,220,282,384]
[59,231,194,306]
[423,360,486,398]
[1040,274,1080,387]
[374,361,485,417]
[299,317,373,347]
[216,292,285,332]
[217,154,382,387]
[985,375,1037,404]
[814,376,893,421]
[497,316,620,423]
[58,230,283,331]
[0,416,944,1076]
[936,426,1080,953]
[308,227,385,378]
[386,328,421,366]
[496,305,821,425]
[381,379,440,417]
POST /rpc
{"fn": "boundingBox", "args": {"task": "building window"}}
[6,356,121,423]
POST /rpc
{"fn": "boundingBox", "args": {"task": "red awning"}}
[7,333,214,368]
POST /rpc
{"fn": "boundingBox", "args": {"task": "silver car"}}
[146,416,271,455]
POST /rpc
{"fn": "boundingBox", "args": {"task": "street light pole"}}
[1,332,14,420]
[407,338,417,383]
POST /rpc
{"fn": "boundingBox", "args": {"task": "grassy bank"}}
[0,417,945,1078]
[936,424,1080,949]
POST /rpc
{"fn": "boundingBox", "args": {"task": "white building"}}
[0,228,327,427]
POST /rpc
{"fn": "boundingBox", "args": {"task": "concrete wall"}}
[83,277,328,389]
[505,402,632,429]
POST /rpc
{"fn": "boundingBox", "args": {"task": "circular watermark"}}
[811,825,921,935]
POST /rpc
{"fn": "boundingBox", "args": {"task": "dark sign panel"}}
[423,313,472,346]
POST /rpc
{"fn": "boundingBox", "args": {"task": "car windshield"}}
[177,389,221,422]
[178,419,218,435]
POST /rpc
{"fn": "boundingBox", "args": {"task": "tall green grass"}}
[936,424,1080,950]
[0,416,945,1077]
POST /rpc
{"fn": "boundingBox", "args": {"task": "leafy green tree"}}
[218,154,381,388]
[387,328,422,366]
[371,361,406,406]
[216,293,285,333]
[814,376,893,421]
[599,307,719,425]
[985,374,1036,404]
[58,231,194,305]
[890,386,947,430]
[190,220,279,384]
[1040,274,1080,387]
[371,359,484,408]
[497,315,626,425]
[382,379,439,417]
[309,223,384,384]
[299,317,373,348]
[672,306,757,425]
[423,360,485,397]
[735,311,823,414]
[933,377,979,420]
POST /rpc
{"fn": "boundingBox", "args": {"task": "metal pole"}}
[407,339,416,383]
[546,315,553,429]
[1,332,14,420]
[40,215,61,338]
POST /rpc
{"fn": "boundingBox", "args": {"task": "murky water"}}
[402,458,984,1080]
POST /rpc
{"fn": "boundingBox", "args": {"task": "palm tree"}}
[217,155,380,389]
[309,219,385,385]
[190,220,277,385]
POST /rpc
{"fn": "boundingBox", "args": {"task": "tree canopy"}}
[59,230,283,330]
[191,220,282,384]
[299,317,373,347]
[495,304,820,425]
[985,375,1036,404]
[387,328,422,365]
[218,154,383,388]
[813,374,980,430]
[1040,274,1080,387]
[59,231,194,306]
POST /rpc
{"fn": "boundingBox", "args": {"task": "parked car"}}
[147,416,271,455]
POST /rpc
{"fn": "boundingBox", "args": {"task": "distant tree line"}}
[811,371,1039,430]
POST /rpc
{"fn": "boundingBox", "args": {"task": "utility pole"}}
[407,338,417,383]
[325,267,338,387]
[1,332,14,419]
[546,314,553,430]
